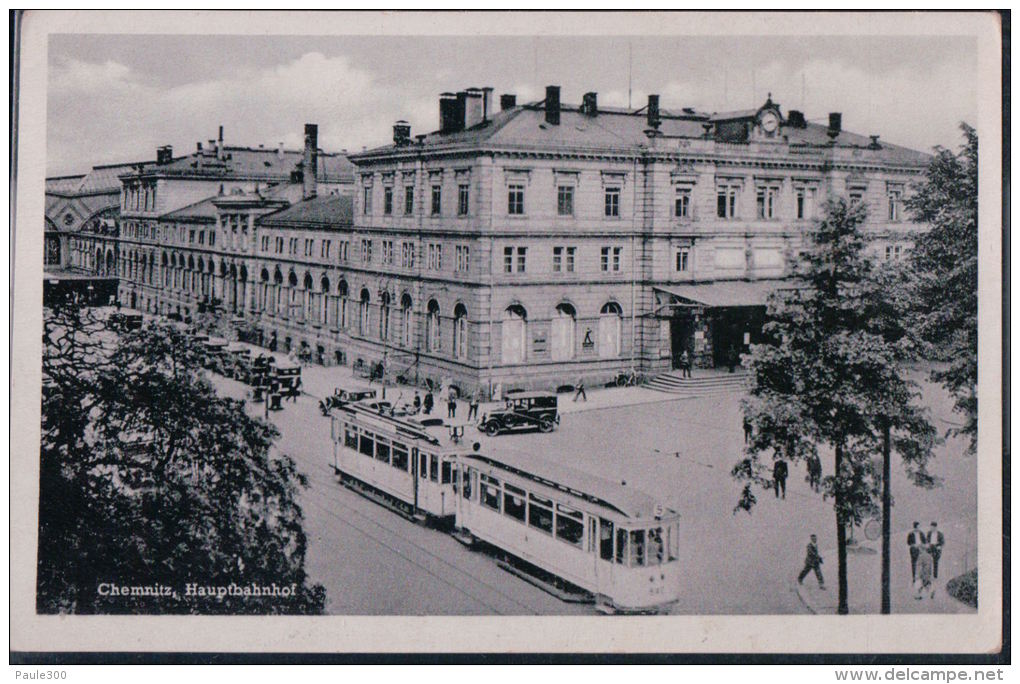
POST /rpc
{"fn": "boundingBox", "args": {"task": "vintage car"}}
[318,386,379,415]
[479,391,560,436]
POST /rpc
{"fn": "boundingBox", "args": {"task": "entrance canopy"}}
[654,279,793,308]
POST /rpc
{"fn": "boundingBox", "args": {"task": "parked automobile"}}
[479,392,560,436]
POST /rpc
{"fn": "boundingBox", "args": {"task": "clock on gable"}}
[759,110,780,135]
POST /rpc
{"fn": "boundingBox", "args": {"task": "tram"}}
[330,403,463,524]
[454,451,681,614]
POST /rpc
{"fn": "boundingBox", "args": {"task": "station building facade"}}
[343,86,929,393]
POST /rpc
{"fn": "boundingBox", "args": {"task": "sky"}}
[46,33,977,177]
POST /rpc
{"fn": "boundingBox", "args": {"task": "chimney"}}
[439,92,457,133]
[787,110,806,128]
[500,93,517,111]
[196,141,203,153]
[454,91,468,131]
[156,145,173,165]
[393,120,411,146]
[481,86,494,122]
[217,125,224,160]
[464,88,484,128]
[303,123,318,200]
[545,85,561,125]
[582,92,598,117]
[207,140,216,156]
[277,142,285,159]
[828,112,842,139]
[869,135,882,150]
[647,94,661,129]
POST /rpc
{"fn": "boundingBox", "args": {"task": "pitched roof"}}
[258,193,353,228]
[160,196,220,221]
[139,147,355,183]
[354,101,931,167]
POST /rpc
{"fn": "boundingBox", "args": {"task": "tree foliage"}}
[733,198,938,614]
[38,306,325,614]
[905,123,979,452]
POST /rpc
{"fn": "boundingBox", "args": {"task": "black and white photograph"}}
[10,9,1005,660]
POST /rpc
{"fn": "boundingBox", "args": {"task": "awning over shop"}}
[654,279,793,308]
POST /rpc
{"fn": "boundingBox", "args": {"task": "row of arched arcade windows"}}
[501,301,623,364]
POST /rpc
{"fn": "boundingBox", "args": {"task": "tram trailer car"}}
[330,404,461,524]
[454,452,681,614]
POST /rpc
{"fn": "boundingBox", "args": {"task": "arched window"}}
[426,299,441,352]
[550,302,576,361]
[453,303,468,360]
[599,301,623,358]
[259,268,270,311]
[501,304,527,364]
[380,292,391,341]
[359,288,371,336]
[273,267,284,315]
[94,247,103,274]
[149,252,156,286]
[109,250,117,279]
[287,270,298,319]
[320,275,331,325]
[197,257,206,296]
[338,280,349,328]
[400,293,413,347]
[302,272,314,322]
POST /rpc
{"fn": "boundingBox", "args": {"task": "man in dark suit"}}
[797,534,825,589]
[773,458,788,499]
[928,521,945,579]
[907,521,924,583]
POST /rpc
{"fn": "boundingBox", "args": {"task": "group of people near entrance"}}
[409,386,483,422]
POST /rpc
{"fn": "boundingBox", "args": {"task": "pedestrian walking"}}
[797,534,825,590]
[743,416,753,444]
[928,522,945,579]
[423,391,434,415]
[288,376,301,403]
[807,454,822,493]
[727,344,738,373]
[907,521,924,583]
[772,458,788,499]
[467,389,481,422]
[915,545,935,600]
[447,386,458,419]
[680,350,692,379]
[573,379,587,402]
[412,393,422,414]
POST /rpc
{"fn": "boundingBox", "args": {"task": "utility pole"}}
[881,419,892,614]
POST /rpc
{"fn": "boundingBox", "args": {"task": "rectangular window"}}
[504,246,514,273]
[382,240,394,265]
[458,184,470,216]
[363,186,372,215]
[189,230,195,244]
[198,231,205,245]
[275,236,284,253]
[674,187,691,218]
[289,237,299,255]
[344,427,358,450]
[756,186,779,219]
[375,439,390,465]
[455,245,470,273]
[441,461,453,485]
[612,246,621,272]
[507,184,525,215]
[431,185,442,215]
[358,432,374,457]
[516,247,527,273]
[888,188,903,221]
[401,241,416,269]
[429,454,439,482]
[599,519,614,561]
[480,475,501,511]
[717,185,739,219]
[503,484,527,522]
[428,243,443,271]
[383,186,393,215]
[321,240,332,259]
[527,494,553,534]
[601,247,610,272]
[391,443,409,471]
[796,187,816,220]
[304,238,314,257]
[209,231,215,247]
[404,186,414,215]
[361,239,372,263]
[553,246,562,272]
[566,246,575,272]
[675,248,690,272]
[604,187,620,217]
[555,504,584,547]
[557,186,574,216]
[338,240,349,262]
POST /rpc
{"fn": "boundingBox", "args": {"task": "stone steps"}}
[643,371,751,397]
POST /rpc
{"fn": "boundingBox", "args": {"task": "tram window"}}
[503,484,526,522]
[599,519,614,561]
[647,527,664,565]
[615,528,628,565]
[555,504,584,547]
[528,495,553,534]
[359,432,374,457]
[629,529,646,567]
[462,467,475,500]
[344,428,358,450]
[481,482,501,511]
[375,440,390,464]
[441,461,452,484]
[419,453,427,479]
[391,444,409,471]
[667,522,679,561]
[429,455,439,482]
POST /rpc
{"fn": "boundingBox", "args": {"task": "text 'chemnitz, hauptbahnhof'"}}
[44,85,929,395]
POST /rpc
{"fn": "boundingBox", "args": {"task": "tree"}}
[733,198,937,614]
[905,123,979,453]
[38,305,325,614]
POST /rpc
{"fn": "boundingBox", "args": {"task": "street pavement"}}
[213,364,977,616]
